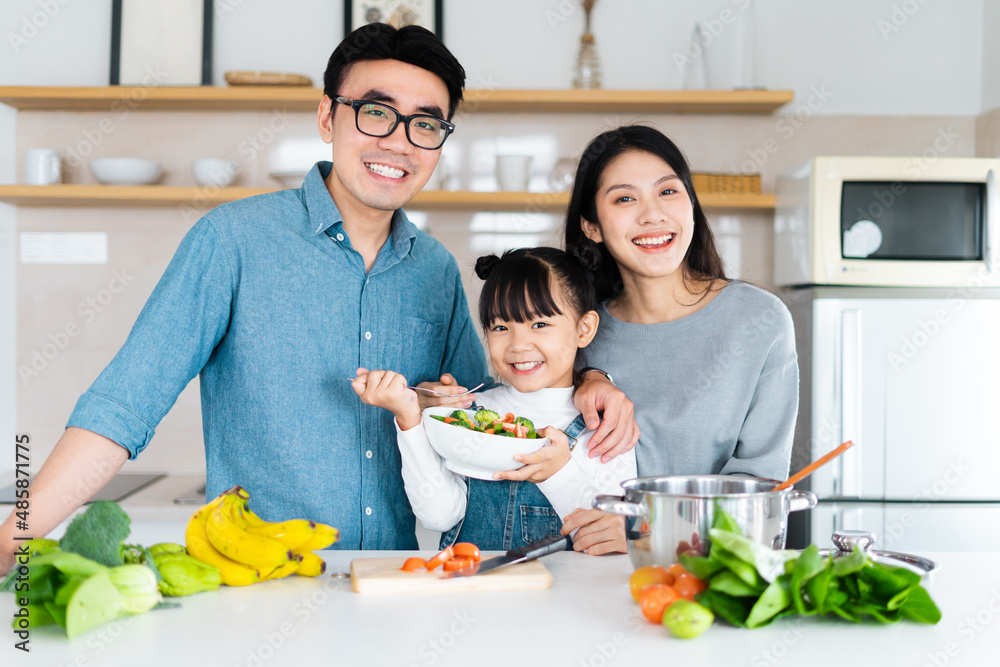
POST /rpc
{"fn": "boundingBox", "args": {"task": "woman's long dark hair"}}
[563,125,728,303]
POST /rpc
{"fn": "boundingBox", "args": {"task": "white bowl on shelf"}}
[422,406,548,481]
[268,170,308,188]
[89,158,162,185]
[192,158,239,187]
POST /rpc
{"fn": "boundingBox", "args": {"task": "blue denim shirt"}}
[67,161,491,549]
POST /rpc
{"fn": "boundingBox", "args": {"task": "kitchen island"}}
[2,521,998,667]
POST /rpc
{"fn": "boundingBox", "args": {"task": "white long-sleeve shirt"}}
[394,385,637,532]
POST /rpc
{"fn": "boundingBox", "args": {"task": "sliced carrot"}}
[443,557,474,572]
[401,557,427,572]
[484,428,495,434]
[452,542,481,562]
[443,417,458,423]
[425,546,454,571]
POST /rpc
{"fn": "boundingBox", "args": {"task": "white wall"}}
[0,101,14,481]
[0,0,988,115]
[983,0,1000,112]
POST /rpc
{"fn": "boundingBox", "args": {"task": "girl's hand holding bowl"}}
[493,426,571,483]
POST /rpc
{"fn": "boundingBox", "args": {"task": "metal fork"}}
[346,378,484,396]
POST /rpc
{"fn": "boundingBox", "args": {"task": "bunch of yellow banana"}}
[184,486,338,586]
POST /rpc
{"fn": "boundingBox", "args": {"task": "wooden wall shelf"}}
[0,86,793,114]
[0,185,775,212]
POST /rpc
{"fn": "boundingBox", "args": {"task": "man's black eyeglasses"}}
[334,96,455,150]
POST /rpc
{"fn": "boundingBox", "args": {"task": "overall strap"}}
[561,414,589,451]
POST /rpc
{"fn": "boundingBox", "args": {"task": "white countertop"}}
[3,520,999,667]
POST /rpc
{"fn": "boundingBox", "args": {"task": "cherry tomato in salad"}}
[667,563,688,579]
[628,566,673,602]
[400,557,427,572]
[452,543,481,562]
[424,546,454,571]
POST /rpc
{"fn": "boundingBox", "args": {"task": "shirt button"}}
[366,450,373,459]
[365,331,372,340]
[365,507,372,516]
[336,233,344,241]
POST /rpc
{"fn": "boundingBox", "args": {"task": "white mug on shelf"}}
[496,155,532,192]
[24,148,61,185]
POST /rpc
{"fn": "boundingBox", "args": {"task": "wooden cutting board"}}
[350,557,552,594]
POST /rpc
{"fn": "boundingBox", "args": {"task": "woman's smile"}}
[631,232,677,250]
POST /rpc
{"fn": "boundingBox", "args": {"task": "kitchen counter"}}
[3,521,999,667]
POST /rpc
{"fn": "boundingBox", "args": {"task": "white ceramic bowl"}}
[268,170,308,188]
[422,406,549,480]
[89,158,162,185]
[192,158,239,187]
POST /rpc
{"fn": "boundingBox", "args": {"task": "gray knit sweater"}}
[578,281,798,481]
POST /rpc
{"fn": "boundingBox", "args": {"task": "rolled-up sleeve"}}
[67,218,235,458]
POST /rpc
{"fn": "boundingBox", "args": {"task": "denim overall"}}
[439,413,589,551]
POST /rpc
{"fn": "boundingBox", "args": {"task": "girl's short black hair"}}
[474,247,597,330]
[563,125,728,302]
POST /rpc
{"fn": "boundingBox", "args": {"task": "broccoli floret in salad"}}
[449,410,473,422]
[474,408,500,425]
[513,416,535,432]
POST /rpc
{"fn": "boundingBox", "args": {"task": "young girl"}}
[564,125,798,480]
[351,247,637,554]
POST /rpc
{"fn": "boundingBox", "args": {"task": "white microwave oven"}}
[773,156,1000,287]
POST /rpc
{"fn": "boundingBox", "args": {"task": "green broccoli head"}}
[59,500,132,568]
[513,416,535,431]
[449,410,473,422]
[474,408,500,424]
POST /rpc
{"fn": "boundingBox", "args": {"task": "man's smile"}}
[365,161,408,179]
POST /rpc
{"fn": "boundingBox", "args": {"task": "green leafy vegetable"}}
[60,500,132,567]
[694,507,941,630]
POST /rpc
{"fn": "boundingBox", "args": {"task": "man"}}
[0,24,636,573]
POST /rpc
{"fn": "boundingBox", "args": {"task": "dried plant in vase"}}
[572,0,601,89]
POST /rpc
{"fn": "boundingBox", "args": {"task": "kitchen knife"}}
[441,534,572,578]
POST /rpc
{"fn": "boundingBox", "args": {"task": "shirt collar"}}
[302,161,418,259]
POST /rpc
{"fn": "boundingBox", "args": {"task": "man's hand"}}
[560,508,626,556]
[414,373,476,411]
[351,368,422,430]
[493,427,571,483]
[573,373,639,463]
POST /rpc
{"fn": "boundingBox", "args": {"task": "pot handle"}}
[788,490,818,513]
[592,495,649,519]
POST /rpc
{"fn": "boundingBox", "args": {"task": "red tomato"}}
[667,563,688,579]
[452,543,481,561]
[673,573,708,601]
[400,557,427,572]
[501,422,516,432]
[514,423,528,438]
[442,557,474,572]
[639,584,681,624]
[424,547,454,571]
[628,566,673,602]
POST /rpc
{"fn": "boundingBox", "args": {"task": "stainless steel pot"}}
[593,475,817,569]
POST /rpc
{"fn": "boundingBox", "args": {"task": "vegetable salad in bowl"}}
[422,406,549,480]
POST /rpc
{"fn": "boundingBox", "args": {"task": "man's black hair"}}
[323,23,466,120]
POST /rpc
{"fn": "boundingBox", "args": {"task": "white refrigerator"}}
[783,287,1000,552]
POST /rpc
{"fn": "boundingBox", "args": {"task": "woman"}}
[564,125,798,481]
